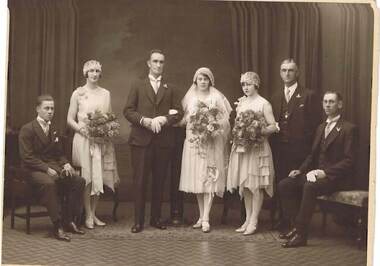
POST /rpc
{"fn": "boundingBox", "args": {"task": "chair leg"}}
[112,189,119,222]
[321,209,327,235]
[10,195,15,229]
[357,208,366,249]
[221,191,229,225]
[240,200,246,224]
[269,198,276,229]
[26,203,31,234]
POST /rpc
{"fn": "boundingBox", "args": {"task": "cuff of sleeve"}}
[139,117,144,125]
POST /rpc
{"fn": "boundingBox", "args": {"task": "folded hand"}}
[306,170,317,182]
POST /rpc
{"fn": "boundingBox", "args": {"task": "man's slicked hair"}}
[324,90,343,102]
[36,94,54,107]
[148,49,165,60]
[280,58,299,71]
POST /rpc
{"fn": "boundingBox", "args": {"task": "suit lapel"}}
[313,123,325,151]
[143,78,156,105]
[287,86,302,118]
[324,119,343,149]
[272,92,282,120]
[155,80,166,105]
[32,119,50,146]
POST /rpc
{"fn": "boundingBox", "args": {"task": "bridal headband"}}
[241,72,260,88]
[193,67,215,87]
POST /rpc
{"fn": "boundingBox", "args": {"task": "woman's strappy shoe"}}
[192,219,202,229]
[85,217,94,229]
[202,221,211,233]
[93,216,106,227]
[243,222,257,236]
[235,222,248,233]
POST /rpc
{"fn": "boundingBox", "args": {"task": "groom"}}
[124,49,183,233]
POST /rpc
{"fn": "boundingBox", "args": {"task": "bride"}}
[179,67,232,233]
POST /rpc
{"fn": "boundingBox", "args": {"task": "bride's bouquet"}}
[188,100,223,153]
[86,109,120,143]
[232,109,267,152]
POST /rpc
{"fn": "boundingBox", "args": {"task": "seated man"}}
[278,91,357,248]
[19,94,86,241]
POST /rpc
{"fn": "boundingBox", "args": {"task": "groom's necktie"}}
[285,88,291,103]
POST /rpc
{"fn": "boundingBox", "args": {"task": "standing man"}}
[278,91,357,247]
[271,58,321,231]
[124,49,183,233]
[18,94,86,241]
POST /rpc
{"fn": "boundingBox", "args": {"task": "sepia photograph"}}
[0,0,378,265]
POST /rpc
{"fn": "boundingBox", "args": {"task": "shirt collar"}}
[37,116,51,126]
[148,74,162,82]
[284,82,298,92]
[326,114,341,124]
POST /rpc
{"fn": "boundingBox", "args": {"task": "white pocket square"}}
[296,94,301,98]
[299,104,304,108]
[336,127,341,132]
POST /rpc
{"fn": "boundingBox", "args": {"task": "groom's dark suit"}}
[278,118,357,235]
[18,119,85,225]
[124,77,182,226]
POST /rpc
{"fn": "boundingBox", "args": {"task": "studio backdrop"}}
[7,0,374,199]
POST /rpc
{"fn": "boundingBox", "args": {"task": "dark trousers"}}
[169,127,185,219]
[273,141,308,183]
[278,175,338,235]
[273,140,309,219]
[130,142,171,225]
[30,171,85,225]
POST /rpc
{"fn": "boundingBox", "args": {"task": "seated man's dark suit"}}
[278,118,357,236]
[18,120,85,226]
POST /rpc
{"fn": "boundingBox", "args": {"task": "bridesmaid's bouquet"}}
[86,109,120,143]
[188,100,223,153]
[232,109,267,152]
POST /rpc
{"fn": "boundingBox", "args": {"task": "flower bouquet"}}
[86,109,120,144]
[188,100,223,155]
[232,109,267,152]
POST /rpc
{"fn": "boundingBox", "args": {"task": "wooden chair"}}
[318,190,368,249]
[7,131,50,234]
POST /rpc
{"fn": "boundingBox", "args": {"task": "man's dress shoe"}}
[282,233,307,248]
[279,228,297,240]
[131,224,143,233]
[66,222,85,235]
[150,220,167,230]
[166,216,187,227]
[54,227,71,242]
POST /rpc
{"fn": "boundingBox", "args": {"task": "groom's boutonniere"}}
[296,94,301,98]
[163,84,168,89]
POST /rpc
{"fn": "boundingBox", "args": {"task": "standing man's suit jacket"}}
[19,119,68,174]
[299,118,357,186]
[124,77,183,147]
[271,85,321,147]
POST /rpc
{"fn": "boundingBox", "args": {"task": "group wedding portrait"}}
[1,0,378,265]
